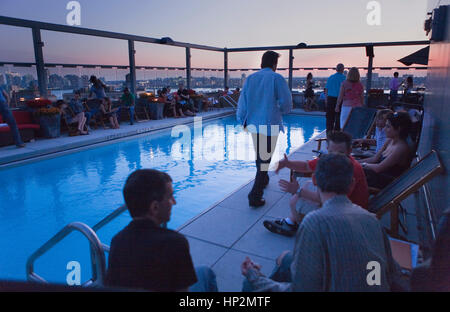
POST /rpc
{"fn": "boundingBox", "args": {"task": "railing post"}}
[32,28,47,97]
[128,40,136,95]
[365,45,374,106]
[186,47,191,90]
[288,48,294,92]
[224,48,228,89]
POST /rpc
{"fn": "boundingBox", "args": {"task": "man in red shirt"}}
[263,131,369,237]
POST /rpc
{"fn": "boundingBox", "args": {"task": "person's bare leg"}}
[109,116,115,128]
[289,194,302,223]
[79,115,88,134]
[172,106,178,118]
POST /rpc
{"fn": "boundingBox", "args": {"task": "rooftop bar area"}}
[0,0,449,297]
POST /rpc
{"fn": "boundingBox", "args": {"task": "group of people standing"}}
[324,63,364,134]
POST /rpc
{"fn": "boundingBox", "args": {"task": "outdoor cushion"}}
[13,111,34,124]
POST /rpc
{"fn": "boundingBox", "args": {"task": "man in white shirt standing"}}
[237,51,292,207]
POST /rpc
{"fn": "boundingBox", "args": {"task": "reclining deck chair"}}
[315,107,378,150]
[289,150,443,240]
[368,150,444,238]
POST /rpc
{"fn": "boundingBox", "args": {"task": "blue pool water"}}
[0,114,324,283]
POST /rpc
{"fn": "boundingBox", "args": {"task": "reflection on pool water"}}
[0,114,324,283]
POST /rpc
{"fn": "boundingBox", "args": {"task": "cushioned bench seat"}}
[0,111,40,146]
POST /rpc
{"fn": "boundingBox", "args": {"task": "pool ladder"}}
[26,205,128,287]
[220,95,237,109]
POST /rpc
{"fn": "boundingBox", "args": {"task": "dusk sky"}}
[0,0,439,78]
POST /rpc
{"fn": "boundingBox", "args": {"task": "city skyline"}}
[2,69,425,93]
[0,0,432,72]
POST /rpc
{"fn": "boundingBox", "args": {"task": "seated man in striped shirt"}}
[242,153,404,292]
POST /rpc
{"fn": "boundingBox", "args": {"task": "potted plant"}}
[27,99,61,138]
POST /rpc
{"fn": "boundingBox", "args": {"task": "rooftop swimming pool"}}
[0,114,324,283]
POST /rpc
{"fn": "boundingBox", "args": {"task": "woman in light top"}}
[336,67,364,128]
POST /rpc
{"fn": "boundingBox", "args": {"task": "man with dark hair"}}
[324,63,346,134]
[263,131,368,237]
[242,153,403,292]
[237,50,292,207]
[69,91,94,130]
[105,169,218,292]
[88,75,107,100]
[119,87,135,125]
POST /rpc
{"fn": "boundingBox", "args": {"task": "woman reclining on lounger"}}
[360,111,412,189]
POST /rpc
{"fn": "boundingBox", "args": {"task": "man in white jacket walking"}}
[237,51,292,207]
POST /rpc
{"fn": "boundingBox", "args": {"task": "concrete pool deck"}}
[177,132,327,291]
[180,134,420,291]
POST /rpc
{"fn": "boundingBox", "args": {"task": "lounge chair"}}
[135,99,150,121]
[368,150,444,238]
[289,150,443,240]
[316,106,378,150]
[60,106,82,136]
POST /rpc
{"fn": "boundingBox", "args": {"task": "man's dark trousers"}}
[248,133,278,201]
[326,96,341,134]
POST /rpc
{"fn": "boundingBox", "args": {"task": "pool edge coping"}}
[0,110,235,169]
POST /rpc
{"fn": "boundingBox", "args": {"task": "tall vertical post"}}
[128,40,137,95]
[288,48,294,92]
[224,48,228,89]
[365,45,374,106]
[32,28,47,97]
[186,47,191,90]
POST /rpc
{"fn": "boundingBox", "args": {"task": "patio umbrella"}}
[398,46,429,66]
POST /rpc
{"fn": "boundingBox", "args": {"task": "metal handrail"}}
[26,222,106,287]
[220,95,237,110]
[92,205,128,233]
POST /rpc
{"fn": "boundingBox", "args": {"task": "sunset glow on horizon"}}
[0,0,438,78]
